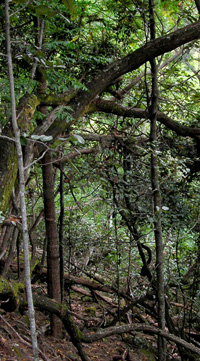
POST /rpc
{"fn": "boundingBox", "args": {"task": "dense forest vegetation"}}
[1,0,200,360]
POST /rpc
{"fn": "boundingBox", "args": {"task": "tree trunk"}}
[149,1,166,360]
[5,1,39,359]
[1,227,19,277]
[42,150,63,338]
[59,168,64,301]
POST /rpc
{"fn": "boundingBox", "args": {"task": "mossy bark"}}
[0,277,24,311]
[0,95,40,214]
[0,138,18,213]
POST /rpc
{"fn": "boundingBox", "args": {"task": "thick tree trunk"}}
[0,94,40,214]
[59,168,64,301]
[42,150,62,338]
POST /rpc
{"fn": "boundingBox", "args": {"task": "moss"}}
[0,141,18,214]
[0,278,24,312]
[24,313,30,326]
[138,349,156,361]
[61,303,69,315]
[81,296,92,302]
[11,280,24,296]
[0,277,24,294]
[38,90,76,106]
[0,277,11,293]
[0,94,40,213]
[75,327,83,339]
[13,346,23,358]
[22,95,40,127]
[85,306,96,316]
[30,259,39,273]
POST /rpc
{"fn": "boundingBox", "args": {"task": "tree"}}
[42,150,63,337]
[1,1,200,360]
[4,0,38,359]
[0,3,200,212]
[148,1,166,359]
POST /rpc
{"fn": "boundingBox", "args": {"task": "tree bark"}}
[5,1,38,359]
[149,1,166,360]
[59,168,64,301]
[42,150,63,338]
[1,227,19,277]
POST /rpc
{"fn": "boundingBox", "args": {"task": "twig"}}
[0,135,15,142]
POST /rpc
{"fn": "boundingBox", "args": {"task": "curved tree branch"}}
[92,98,200,139]
[1,19,200,212]
[32,294,200,358]
[43,20,200,138]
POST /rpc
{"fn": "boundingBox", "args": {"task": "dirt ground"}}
[0,307,156,361]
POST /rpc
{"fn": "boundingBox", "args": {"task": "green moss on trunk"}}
[0,94,40,214]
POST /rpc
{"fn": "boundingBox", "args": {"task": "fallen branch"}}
[64,272,131,301]
[81,324,200,356]
[71,285,91,297]
[93,290,118,307]
[32,294,90,361]
[31,294,200,357]
[40,267,131,301]
[71,286,117,307]
[1,278,200,358]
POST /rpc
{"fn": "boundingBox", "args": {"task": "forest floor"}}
[0,293,158,361]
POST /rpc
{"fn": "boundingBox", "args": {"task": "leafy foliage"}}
[1,0,200,358]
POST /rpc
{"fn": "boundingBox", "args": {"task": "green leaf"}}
[61,0,77,19]
[62,0,73,11]
[31,135,53,142]
[20,135,28,146]
[35,5,51,16]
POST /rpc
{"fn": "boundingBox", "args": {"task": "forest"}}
[1,0,200,360]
